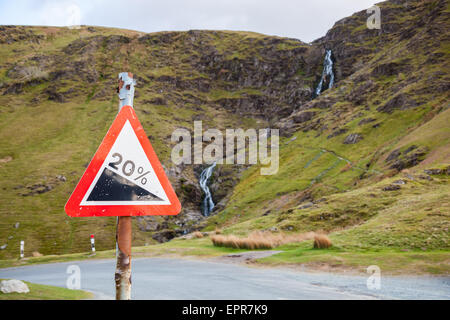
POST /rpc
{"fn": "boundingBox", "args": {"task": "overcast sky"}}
[0,0,380,42]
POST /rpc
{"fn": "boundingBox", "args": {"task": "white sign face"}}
[80,120,170,206]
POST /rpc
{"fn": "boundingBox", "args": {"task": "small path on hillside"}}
[302,146,383,186]
[320,148,383,174]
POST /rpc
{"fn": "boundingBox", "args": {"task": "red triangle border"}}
[65,106,181,217]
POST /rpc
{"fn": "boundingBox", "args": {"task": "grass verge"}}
[1,237,448,276]
[0,279,92,300]
[255,241,450,275]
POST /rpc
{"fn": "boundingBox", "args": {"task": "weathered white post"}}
[115,72,135,300]
[20,240,24,259]
[90,234,96,253]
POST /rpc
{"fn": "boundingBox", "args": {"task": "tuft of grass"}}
[313,234,332,249]
[192,231,204,239]
[210,231,316,250]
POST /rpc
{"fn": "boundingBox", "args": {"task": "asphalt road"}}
[0,257,449,299]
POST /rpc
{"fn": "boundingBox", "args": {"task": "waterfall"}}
[315,49,334,96]
[199,162,216,216]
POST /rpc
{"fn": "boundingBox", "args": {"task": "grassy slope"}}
[0,0,448,275]
[0,279,92,300]
[200,0,450,272]
[0,27,270,259]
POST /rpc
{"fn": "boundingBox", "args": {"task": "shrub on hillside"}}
[313,234,332,249]
[192,231,204,239]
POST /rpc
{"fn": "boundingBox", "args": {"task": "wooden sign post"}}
[115,72,135,300]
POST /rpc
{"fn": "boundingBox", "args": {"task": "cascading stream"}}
[199,162,216,216]
[315,49,334,96]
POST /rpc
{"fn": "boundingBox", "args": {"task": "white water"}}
[199,162,216,216]
[315,49,334,96]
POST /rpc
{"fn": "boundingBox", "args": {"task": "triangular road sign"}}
[65,105,181,217]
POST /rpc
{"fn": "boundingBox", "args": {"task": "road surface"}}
[0,257,449,299]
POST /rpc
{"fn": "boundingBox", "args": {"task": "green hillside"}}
[0,25,315,258]
[206,0,450,255]
[0,0,449,271]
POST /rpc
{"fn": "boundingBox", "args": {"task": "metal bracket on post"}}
[117,72,136,111]
[115,72,135,300]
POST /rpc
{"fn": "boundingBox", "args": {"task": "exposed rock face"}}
[278,0,449,146]
[1,29,320,123]
[383,184,401,191]
[18,176,66,196]
[371,61,409,77]
[424,167,450,175]
[386,145,428,171]
[358,118,376,126]
[293,111,316,123]
[277,99,333,135]
[327,128,348,139]
[0,26,44,44]
[4,28,300,245]
[136,217,160,232]
[343,133,363,144]
[186,37,317,121]
[152,230,179,243]
[377,93,418,113]
[311,0,442,79]
[0,279,30,294]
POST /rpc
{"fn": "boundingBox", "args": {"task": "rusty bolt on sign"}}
[115,72,135,300]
